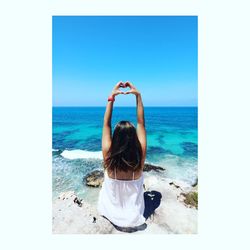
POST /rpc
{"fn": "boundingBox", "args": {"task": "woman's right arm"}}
[125,82,147,166]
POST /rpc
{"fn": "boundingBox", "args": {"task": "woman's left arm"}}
[102,82,124,160]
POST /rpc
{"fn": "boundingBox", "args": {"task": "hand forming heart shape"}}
[112,81,140,96]
[119,82,131,94]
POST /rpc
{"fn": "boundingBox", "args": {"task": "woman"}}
[97,81,147,231]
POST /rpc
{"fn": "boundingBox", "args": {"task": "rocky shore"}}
[53,165,198,234]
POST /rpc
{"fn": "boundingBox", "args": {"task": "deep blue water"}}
[52,107,198,199]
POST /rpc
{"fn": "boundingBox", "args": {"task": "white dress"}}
[97,168,146,227]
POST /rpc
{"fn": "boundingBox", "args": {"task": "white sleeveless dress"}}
[97,169,146,227]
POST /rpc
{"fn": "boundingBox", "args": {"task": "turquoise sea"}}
[52,107,198,200]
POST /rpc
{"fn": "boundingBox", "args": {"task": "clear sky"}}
[52,16,197,107]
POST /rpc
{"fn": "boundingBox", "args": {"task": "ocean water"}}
[52,107,198,201]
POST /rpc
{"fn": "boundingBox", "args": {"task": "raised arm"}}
[102,82,124,160]
[136,94,145,126]
[125,82,147,166]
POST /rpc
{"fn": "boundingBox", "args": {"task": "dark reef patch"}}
[82,137,102,151]
[63,139,83,149]
[181,142,198,157]
[157,135,165,145]
[147,146,172,155]
[52,139,66,150]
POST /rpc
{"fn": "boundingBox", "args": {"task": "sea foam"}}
[61,149,103,160]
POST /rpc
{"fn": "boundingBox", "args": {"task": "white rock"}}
[52,176,198,234]
[52,191,113,234]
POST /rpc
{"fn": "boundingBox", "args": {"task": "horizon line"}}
[52,105,198,108]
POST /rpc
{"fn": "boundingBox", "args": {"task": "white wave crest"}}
[61,149,103,160]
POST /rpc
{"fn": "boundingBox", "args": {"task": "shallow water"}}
[52,107,197,201]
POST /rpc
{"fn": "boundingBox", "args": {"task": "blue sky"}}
[52,16,197,106]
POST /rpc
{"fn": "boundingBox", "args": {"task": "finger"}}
[125,81,133,88]
[119,82,125,88]
[114,82,122,90]
[120,83,126,88]
[115,81,123,89]
[118,91,125,95]
[124,90,132,95]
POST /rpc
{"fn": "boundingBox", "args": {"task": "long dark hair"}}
[104,121,143,172]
